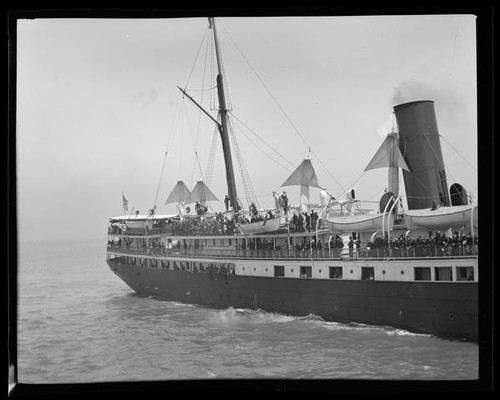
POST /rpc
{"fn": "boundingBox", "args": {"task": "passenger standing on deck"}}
[348,236,354,258]
[224,195,230,211]
[355,238,361,258]
[281,191,288,214]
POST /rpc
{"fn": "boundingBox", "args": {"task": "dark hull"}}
[107,261,478,341]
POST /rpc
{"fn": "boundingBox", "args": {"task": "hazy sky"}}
[16,15,478,242]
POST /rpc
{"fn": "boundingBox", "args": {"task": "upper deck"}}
[108,213,478,261]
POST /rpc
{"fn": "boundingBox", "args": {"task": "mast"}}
[209,17,239,211]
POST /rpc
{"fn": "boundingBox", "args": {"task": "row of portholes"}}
[241,266,406,276]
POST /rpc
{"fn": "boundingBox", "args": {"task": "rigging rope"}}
[230,118,293,173]
[227,116,259,209]
[219,20,345,195]
[439,134,477,173]
[229,111,295,171]
[184,28,209,90]
[152,90,182,208]
[182,99,204,187]
[204,125,219,201]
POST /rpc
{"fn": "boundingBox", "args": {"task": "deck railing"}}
[106,243,478,260]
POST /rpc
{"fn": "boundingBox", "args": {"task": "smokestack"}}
[394,100,450,210]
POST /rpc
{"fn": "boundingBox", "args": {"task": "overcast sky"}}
[16,14,477,242]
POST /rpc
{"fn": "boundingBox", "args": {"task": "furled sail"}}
[165,180,192,205]
[281,159,321,188]
[189,180,219,203]
[364,132,410,172]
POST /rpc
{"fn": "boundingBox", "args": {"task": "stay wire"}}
[153,90,182,208]
[230,116,293,173]
[229,111,295,170]
[184,28,209,90]
[219,20,345,195]
[439,134,477,173]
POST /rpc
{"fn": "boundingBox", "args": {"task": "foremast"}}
[210,17,238,212]
[179,18,239,213]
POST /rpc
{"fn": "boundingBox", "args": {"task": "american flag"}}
[122,192,129,212]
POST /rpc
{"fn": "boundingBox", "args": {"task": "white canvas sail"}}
[190,180,219,203]
[281,159,321,188]
[165,181,191,205]
[282,158,321,211]
[364,132,410,173]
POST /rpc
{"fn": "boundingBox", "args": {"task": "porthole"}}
[319,269,322,273]
[254,268,256,271]
[382,270,386,275]
[401,270,405,275]
[350,269,354,274]
[242,267,245,271]
[449,314,455,320]
[265,268,268,272]
[291,269,294,272]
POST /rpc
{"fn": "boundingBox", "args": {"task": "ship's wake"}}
[209,307,297,325]
[210,307,433,339]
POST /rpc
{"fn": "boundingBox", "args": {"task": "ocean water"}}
[16,237,479,384]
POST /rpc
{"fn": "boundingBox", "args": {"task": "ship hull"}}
[107,260,477,341]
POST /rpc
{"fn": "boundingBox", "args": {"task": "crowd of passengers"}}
[108,228,478,259]
[366,230,478,257]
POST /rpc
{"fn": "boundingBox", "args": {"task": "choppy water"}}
[16,238,478,383]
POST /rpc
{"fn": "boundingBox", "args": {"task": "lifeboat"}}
[325,212,393,233]
[403,204,478,230]
[238,217,282,235]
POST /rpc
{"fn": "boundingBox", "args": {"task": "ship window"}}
[274,265,285,277]
[228,238,232,246]
[329,267,342,279]
[300,266,312,278]
[434,266,453,281]
[361,267,375,280]
[456,266,474,281]
[414,267,431,281]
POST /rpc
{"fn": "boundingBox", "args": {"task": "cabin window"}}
[274,265,285,277]
[434,266,453,281]
[414,267,431,281]
[228,238,232,246]
[456,266,474,281]
[300,266,312,278]
[329,267,343,279]
[361,267,375,280]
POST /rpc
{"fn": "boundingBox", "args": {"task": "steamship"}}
[106,18,478,341]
